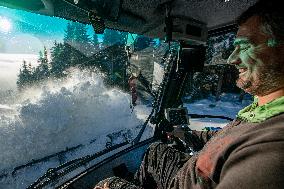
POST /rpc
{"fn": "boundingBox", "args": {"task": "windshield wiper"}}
[27,141,128,189]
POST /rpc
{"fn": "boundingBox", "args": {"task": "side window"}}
[182,32,253,131]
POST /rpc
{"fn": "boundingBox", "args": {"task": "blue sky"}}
[0,6,67,37]
[0,5,149,54]
[0,6,99,54]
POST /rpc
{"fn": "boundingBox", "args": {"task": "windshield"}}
[0,5,253,189]
[0,6,170,188]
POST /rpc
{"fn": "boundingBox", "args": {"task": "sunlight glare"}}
[0,17,12,33]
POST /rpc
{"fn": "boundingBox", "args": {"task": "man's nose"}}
[227,47,241,65]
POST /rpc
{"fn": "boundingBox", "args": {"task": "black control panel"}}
[165,107,189,125]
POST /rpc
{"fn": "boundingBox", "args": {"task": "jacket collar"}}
[237,96,284,123]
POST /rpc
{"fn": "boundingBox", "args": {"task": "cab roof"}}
[0,0,258,42]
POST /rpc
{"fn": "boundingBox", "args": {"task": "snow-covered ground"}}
[186,94,252,130]
[0,67,252,188]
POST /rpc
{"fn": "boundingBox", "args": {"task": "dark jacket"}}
[170,113,284,189]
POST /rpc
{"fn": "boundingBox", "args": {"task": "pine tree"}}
[17,60,32,89]
[119,31,128,45]
[62,22,93,64]
[85,44,128,88]
[92,33,99,46]
[134,35,153,51]
[103,29,123,46]
[64,22,92,51]
[50,41,62,60]
[50,41,69,77]
[40,47,50,77]
[64,22,75,44]
[34,46,50,81]
[28,62,33,73]
[73,22,90,43]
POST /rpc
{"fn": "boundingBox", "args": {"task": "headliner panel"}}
[0,0,259,41]
[172,0,258,29]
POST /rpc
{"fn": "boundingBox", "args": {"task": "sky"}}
[0,6,65,53]
[0,5,96,93]
[0,5,136,54]
[0,5,102,54]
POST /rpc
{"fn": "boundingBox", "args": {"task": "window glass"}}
[0,6,168,187]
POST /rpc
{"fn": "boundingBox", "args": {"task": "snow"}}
[0,70,153,188]
[186,94,251,119]
[152,61,164,92]
[185,94,252,130]
[0,69,252,188]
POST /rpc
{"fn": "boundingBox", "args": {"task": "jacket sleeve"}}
[216,141,284,189]
[184,130,218,151]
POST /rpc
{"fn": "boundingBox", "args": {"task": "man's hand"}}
[168,125,190,141]
[165,125,191,152]
[94,183,109,189]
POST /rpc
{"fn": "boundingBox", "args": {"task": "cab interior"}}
[0,0,258,188]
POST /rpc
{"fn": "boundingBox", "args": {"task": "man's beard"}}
[236,65,283,96]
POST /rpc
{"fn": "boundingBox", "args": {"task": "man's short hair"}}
[237,0,284,41]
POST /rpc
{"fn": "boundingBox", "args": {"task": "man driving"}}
[95,0,284,188]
